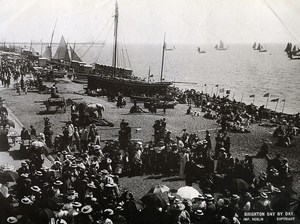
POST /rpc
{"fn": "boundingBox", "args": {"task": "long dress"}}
[179,152,189,178]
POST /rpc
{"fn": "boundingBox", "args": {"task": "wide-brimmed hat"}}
[72,202,82,208]
[20,173,29,178]
[101,169,109,175]
[193,194,205,201]
[67,189,76,195]
[67,195,76,201]
[260,192,268,199]
[56,219,67,224]
[81,205,93,214]
[94,145,101,150]
[35,171,43,177]
[7,216,18,223]
[31,186,41,193]
[194,209,204,216]
[205,194,214,201]
[87,182,97,189]
[21,197,33,205]
[104,208,114,216]
[54,180,63,186]
[231,194,240,200]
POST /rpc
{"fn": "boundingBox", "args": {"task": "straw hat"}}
[87,182,97,189]
[94,145,101,150]
[35,171,43,177]
[81,205,93,214]
[7,217,18,224]
[104,208,114,216]
[56,219,67,224]
[101,169,109,175]
[260,192,268,199]
[20,173,29,178]
[194,209,204,216]
[231,194,240,201]
[205,194,214,201]
[21,197,33,205]
[72,202,82,208]
[31,186,41,193]
[54,180,63,186]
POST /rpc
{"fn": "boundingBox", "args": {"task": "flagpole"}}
[210,86,213,96]
[232,92,235,101]
[241,93,244,102]
[148,66,150,83]
[253,96,255,104]
[275,100,279,111]
[216,85,219,96]
[282,100,286,113]
[266,95,269,108]
[201,85,203,93]
[205,85,207,94]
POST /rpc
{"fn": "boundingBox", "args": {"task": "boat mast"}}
[160,33,166,82]
[112,1,119,76]
[49,19,57,59]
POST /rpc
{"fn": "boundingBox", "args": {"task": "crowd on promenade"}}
[0,111,299,223]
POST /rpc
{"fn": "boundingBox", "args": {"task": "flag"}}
[226,90,231,95]
[219,88,224,93]
[271,98,279,102]
[149,75,153,77]
[281,99,285,102]
[249,95,255,98]
[263,93,270,97]
[215,85,219,87]
[204,84,206,86]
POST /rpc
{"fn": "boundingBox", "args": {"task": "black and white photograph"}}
[0,0,300,223]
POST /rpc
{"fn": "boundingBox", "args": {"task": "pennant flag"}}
[215,84,219,87]
[149,75,154,77]
[281,99,286,102]
[226,90,231,95]
[263,93,270,97]
[219,88,225,93]
[249,95,255,98]
[271,98,279,102]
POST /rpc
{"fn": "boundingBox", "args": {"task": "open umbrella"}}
[230,179,249,194]
[177,186,200,199]
[141,193,167,209]
[148,184,170,194]
[0,169,18,183]
[31,140,45,148]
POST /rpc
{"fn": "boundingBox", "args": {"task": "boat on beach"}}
[87,1,172,97]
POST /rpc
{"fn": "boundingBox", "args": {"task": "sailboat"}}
[259,44,267,53]
[215,40,227,50]
[252,42,257,49]
[52,36,71,63]
[87,1,172,97]
[255,43,261,51]
[197,46,206,53]
[285,42,300,59]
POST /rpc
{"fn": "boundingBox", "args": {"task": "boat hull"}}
[88,75,172,96]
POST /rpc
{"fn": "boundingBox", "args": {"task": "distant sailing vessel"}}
[252,42,257,49]
[285,42,300,59]
[215,40,227,50]
[197,46,206,53]
[259,44,267,53]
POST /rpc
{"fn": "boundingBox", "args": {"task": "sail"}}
[70,46,82,62]
[256,43,261,50]
[53,35,70,62]
[215,44,218,49]
[198,47,200,52]
[292,45,297,52]
[42,46,52,60]
[219,40,224,49]
[284,42,290,52]
[252,42,256,49]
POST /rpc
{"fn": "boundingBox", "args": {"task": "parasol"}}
[177,186,200,200]
[0,169,18,183]
[31,140,45,148]
[148,184,170,194]
[141,193,167,209]
[230,179,250,194]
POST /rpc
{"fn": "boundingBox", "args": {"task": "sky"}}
[0,0,300,44]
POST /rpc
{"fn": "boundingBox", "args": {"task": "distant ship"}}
[197,47,206,53]
[259,44,267,53]
[285,42,300,59]
[215,40,227,50]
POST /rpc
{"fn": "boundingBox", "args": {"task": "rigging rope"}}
[262,0,299,43]
[80,16,113,59]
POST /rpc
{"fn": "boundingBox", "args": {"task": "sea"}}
[35,43,300,114]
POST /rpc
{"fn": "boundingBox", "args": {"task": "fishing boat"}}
[285,42,300,59]
[215,40,227,50]
[259,44,267,53]
[197,46,206,53]
[87,1,172,96]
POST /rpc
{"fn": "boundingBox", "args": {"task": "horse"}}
[86,103,105,119]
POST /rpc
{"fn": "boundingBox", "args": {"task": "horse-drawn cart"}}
[35,97,67,113]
